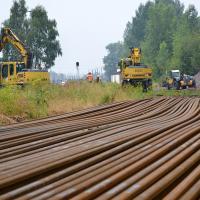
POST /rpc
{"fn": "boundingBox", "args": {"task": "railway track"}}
[0,97,200,200]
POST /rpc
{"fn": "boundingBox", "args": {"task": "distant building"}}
[50,71,67,84]
[111,74,121,84]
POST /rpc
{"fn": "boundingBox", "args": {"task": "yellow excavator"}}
[0,27,49,86]
[118,48,152,91]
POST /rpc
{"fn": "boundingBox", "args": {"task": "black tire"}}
[174,81,180,90]
[142,81,148,92]
[147,79,152,91]
[148,79,152,86]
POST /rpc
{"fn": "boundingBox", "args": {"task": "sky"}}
[1,0,200,75]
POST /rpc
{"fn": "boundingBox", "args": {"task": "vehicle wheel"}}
[142,81,148,92]
[175,81,180,90]
[148,79,152,89]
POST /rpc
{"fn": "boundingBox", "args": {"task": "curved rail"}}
[0,97,199,200]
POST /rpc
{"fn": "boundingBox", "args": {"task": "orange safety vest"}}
[87,73,93,81]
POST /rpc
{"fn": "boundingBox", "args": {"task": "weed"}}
[0,82,199,124]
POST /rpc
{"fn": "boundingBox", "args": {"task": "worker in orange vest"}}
[86,72,93,82]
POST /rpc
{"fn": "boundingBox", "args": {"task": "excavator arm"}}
[0,28,32,68]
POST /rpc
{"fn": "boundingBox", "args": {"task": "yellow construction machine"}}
[118,48,152,91]
[0,27,49,86]
[163,70,196,90]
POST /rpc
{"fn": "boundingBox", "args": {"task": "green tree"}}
[155,42,170,77]
[171,5,200,74]
[1,1,62,69]
[27,6,62,69]
[103,42,126,80]
[2,0,28,61]
[124,1,153,48]
[142,0,183,67]
[104,0,200,79]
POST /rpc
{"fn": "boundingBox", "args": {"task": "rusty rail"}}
[0,97,200,200]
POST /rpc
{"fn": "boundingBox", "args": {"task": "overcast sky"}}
[1,0,200,75]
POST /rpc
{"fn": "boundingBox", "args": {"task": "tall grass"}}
[0,81,199,124]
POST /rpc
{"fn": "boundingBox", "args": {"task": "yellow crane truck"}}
[0,27,49,86]
[118,48,152,91]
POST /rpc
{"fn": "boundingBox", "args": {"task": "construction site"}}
[0,0,200,199]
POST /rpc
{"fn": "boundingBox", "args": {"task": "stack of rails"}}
[0,97,200,200]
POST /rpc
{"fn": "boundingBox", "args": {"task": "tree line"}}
[103,0,200,80]
[2,0,62,69]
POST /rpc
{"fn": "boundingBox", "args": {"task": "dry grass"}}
[0,81,199,125]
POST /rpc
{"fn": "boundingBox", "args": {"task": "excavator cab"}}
[0,61,25,85]
[131,48,141,66]
[169,70,181,80]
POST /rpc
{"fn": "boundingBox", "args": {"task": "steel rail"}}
[0,97,199,200]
